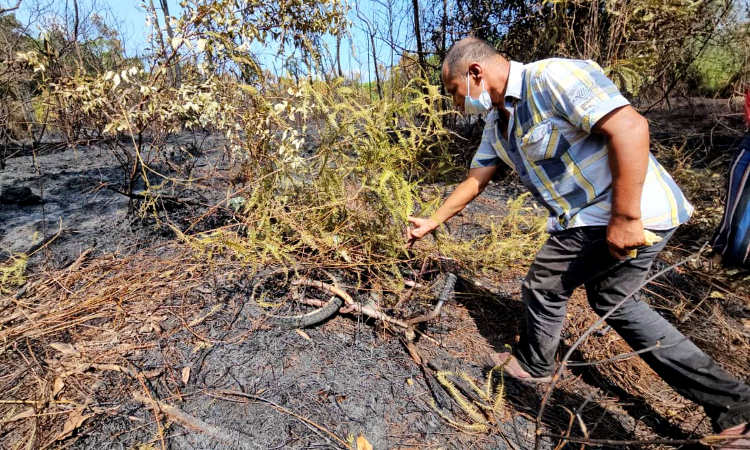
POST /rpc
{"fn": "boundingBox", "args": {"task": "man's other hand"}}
[607,216,645,259]
[405,217,440,248]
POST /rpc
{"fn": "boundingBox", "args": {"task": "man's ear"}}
[468,62,482,79]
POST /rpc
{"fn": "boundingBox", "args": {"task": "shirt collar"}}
[505,61,524,101]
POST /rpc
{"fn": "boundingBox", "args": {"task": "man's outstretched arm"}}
[406,165,498,248]
[593,105,650,259]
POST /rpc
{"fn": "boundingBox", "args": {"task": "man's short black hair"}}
[443,37,500,81]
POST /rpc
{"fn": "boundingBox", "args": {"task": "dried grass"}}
[564,263,750,438]
[0,243,263,448]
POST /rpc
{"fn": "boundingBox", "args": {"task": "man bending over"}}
[406,37,750,443]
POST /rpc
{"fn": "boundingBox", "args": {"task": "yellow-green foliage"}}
[431,365,507,433]
[659,142,726,235]
[0,254,28,294]
[29,0,348,206]
[181,77,454,292]
[28,0,539,297]
[546,0,728,97]
[435,193,547,274]
[605,60,649,97]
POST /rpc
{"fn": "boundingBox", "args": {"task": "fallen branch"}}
[87,363,161,380]
[541,433,747,447]
[132,391,237,444]
[393,256,430,310]
[565,341,677,367]
[106,185,200,205]
[294,277,411,329]
[210,389,351,449]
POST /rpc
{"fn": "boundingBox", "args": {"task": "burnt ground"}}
[1,98,749,450]
[0,130,229,266]
[643,96,747,157]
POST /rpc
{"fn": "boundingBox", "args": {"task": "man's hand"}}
[594,106,650,260]
[404,166,497,249]
[607,216,645,259]
[405,217,440,248]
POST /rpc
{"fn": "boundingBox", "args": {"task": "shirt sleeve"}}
[470,110,503,169]
[542,59,630,133]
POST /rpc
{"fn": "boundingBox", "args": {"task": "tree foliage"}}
[422,0,746,97]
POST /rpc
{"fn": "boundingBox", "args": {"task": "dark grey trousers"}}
[513,226,750,431]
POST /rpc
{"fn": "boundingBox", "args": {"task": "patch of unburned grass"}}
[0,253,27,294]
[430,193,547,276]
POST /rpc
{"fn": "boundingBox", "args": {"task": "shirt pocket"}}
[521,120,558,162]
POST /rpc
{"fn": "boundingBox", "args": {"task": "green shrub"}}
[690,43,745,95]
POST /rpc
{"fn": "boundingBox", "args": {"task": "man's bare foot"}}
[488,351,552,383]
[717,422,749,449]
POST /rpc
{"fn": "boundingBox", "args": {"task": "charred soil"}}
[1,101,749,449]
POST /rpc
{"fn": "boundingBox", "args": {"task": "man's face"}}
[442,64,482,113]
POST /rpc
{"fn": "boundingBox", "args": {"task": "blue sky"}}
[12,0,162,58]
[11,0,414,80]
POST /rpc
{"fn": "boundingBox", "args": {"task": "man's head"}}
[441,37,509,112]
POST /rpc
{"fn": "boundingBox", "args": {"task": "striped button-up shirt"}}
[471,58,693,232]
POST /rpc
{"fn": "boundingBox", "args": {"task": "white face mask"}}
[464,72,493,116]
